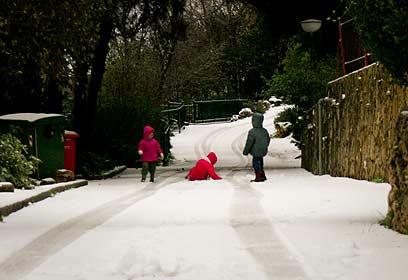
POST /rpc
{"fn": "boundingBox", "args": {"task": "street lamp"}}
[300,19,322,33]
[300,19,322,62]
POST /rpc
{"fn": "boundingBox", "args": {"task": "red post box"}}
[64,131,80,173]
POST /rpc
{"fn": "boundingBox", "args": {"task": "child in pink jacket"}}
[186,152,222,181]
[138,125,164,182]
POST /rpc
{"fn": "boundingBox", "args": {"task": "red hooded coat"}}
[187,152,222,181]
[138,126,162,162]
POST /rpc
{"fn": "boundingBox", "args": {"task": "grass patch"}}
[373,176,384,183]
[379,210,394,229]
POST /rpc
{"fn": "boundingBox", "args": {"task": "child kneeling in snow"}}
[186,152,222,181]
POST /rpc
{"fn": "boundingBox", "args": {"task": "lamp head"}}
[300,19,322,33]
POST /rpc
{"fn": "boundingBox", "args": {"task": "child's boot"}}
[250,171,263,182]
[260,170,267,181]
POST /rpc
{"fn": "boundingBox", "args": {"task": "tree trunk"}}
[45,80,63,113]
[72,60,89,136]
[156,43,177,98]
[84,16,114,139]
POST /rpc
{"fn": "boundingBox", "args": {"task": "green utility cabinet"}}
[0,113,66,179]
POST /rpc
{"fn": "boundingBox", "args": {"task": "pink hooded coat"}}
[138,126,163,162]
[186,152,222,181]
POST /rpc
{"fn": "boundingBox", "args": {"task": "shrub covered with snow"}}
[273,121,293,138]
[230,115,239,122]
[273,106,304,147]
[0,133,40,188]
[263,100,271,110]
[268,96,282,106]
[238,108,253,119]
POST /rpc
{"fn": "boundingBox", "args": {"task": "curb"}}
[87,165,127,180]
[0,179,88,220]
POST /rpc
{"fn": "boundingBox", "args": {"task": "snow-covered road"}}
[0,106,407,280]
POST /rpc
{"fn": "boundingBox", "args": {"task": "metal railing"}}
[338,19,371,75]
[160,102,187,133]
[192,99,247,123]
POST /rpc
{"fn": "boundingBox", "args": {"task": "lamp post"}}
[300,19,322,62]
[301,19,322,175]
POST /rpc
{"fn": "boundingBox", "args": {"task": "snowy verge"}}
[0,179,88,219]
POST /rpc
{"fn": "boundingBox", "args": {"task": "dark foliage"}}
[347,0,408,86]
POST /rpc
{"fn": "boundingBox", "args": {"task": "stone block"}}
[55,169,75,183]
[0,182,14,192]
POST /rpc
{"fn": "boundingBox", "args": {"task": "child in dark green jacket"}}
[243,112,270,182]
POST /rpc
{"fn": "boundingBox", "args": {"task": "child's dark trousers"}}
[252,157,264,172]
[142,161,156,182]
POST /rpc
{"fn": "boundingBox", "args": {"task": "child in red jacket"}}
[186,152,222,181]
[138,125,164,182]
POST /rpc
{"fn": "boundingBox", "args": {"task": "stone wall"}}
[302,63,408,181]
[389,110,408,233]
[302,63,408,233]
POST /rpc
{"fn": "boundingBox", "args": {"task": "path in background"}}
[171,105,301,170]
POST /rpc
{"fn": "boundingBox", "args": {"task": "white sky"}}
[0,105,407,280]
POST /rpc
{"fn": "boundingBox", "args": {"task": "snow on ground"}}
[171,105,408,279]
[0,105,407,280]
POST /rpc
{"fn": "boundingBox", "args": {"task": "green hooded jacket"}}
[243,113,270,157]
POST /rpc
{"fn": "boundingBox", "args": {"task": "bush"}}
[275,106,298,124]
[0,133,40,188]
[265,42,336,111]
[274,106,305,147]
[273,122,292,138]
[76,151,117,178]
[239,108,253,119]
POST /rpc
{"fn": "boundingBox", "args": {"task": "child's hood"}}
[143,125,155,140]
[206,152,218,165]
[252,113,264,128]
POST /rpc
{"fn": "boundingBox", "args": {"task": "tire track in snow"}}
[228,172,316,280]
[0,170,185,280]
[231,130,251,168]
[193,121,252,169]
[191,106,287,169]
[194,126,226,159]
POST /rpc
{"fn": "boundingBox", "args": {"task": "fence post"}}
[339,21,347,75]
[193,101,197,123]
[364,50,369,66]
[178,106,181,133]
[318,99,323,175]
